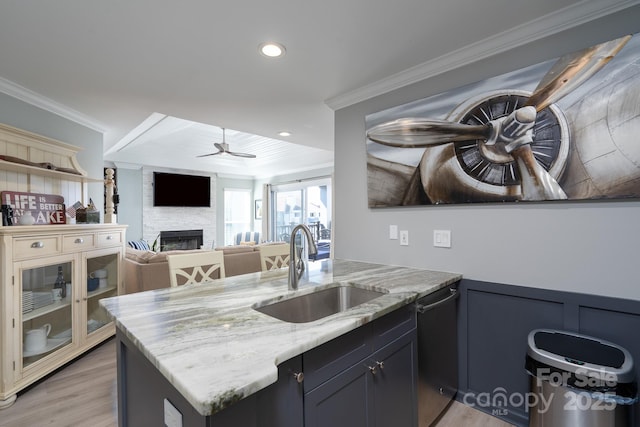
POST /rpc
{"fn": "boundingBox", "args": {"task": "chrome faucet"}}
[288,224,318,290]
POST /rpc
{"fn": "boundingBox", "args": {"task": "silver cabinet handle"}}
[376,361,384,370]
[292,372,304,383]
[31,241,44,248]
[368,365,378,375]
[106,235,113,240]
[75,238,84,244]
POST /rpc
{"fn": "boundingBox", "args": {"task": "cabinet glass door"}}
[21,260,74,368]
[84,252,118,337]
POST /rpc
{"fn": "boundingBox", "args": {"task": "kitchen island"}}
[101,259,461,426]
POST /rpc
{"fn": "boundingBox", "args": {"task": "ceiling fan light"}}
[259,42,286,58]
[278,131,291,137]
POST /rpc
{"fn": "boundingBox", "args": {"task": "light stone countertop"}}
[100,259,461,416]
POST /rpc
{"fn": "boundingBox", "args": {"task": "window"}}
[223,189,251,246]
[269,177,331,259]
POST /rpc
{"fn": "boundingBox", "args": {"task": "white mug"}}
[99,278,108,288]
[25,323,51,352]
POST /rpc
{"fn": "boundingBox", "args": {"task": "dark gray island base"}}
[101,259,462,426]
[116,304,417,427]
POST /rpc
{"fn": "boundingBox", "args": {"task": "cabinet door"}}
[82,248,120,341]
[255,356,303,427]
[16,255,76,375]
[371,330,417,427]
[304,361,373,427]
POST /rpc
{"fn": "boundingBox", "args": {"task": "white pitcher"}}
[24,323,51,352]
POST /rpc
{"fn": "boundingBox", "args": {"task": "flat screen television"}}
[153,172,211,207]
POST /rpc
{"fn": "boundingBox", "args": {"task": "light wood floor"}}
[0,338,118,427]
[433,400,515,427]
[0,338,514,427]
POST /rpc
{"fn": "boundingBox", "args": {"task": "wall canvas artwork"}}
[365,33,640,207]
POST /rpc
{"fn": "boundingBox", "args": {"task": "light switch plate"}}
[400,230,409,246]
[433,230,451,248]
[389,225,398,240]
[164,398,183,427]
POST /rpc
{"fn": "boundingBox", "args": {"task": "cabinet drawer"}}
[371,304,415,351]
[304,324,371,391]
[14,236,61,260]
[96,231,122,247]
[63,234,95,252]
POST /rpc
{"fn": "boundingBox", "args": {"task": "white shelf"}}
[0,159,102,183]
[87,285,117,298]
[22,297,72,322]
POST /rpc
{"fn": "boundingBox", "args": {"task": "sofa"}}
[123,243,287,294]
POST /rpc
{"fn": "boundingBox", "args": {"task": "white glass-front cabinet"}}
[0,224,126,409]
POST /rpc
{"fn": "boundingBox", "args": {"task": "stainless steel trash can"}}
[525,329,637,427]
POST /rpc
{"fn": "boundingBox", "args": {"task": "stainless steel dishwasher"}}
[416,283,459,426]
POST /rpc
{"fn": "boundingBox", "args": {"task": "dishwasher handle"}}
[416,288,459,314]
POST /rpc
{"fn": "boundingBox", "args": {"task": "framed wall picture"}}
[255,199,262,219]
[366,33,640,207]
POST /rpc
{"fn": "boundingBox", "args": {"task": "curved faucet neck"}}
[288,224,318,290]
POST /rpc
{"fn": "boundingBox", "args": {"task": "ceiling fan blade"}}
[526,34,631,112]
[367,118,491,147]
[214,142,226,152]
[227,151,257,158]
[196,152,223,158]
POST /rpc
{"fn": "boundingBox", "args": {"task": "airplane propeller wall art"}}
[365,33,640,207]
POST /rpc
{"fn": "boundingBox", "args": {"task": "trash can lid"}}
[527,329,636,383]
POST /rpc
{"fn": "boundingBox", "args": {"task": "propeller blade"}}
[367,118,491,147]
[227,151,257,158]
[526,35,631,111]
[510,145,567,200]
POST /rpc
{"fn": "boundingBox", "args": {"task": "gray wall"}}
[0,92,105,212]
[334,7,640,301]
[115,167,143,240]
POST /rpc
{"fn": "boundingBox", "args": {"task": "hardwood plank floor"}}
[433,400,516,427]
[0,338,118,427]
[0,338,515,427]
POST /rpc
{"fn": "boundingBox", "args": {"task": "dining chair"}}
[166,251,226,287]
[259,244,290,271]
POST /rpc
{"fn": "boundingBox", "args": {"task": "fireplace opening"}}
[160,229,203,251]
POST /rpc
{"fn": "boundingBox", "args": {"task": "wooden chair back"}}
[259,244,290,271]
[166,251,226,287]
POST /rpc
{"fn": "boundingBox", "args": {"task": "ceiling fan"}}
[197,128,256,158]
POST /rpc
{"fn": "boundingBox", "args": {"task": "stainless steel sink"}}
[253,284,387,323]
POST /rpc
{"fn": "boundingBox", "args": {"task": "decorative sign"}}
[1,191,66,224]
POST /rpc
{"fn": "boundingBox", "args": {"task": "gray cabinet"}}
[304,305,417,427]
[116,304,416,426]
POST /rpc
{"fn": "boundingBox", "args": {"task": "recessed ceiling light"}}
[259,42,286,58]
[278,131,291,137]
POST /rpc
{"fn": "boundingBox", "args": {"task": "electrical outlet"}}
[433,230,451,248]
[389,225,398,240]
[400,230,409,246]
[164,398,183,427]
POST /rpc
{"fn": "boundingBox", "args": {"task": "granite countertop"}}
[100,259,461,416]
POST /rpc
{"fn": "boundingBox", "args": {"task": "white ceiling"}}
[0,0,636,177]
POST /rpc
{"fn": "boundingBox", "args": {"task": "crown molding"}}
[0,76,107,133]
[325,0,640,110]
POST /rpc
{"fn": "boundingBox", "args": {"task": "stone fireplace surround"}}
[141,167,217,249]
